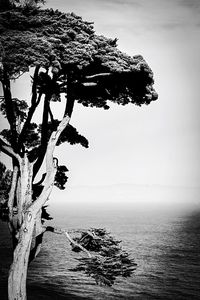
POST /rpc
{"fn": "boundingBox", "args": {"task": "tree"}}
[0,1,158,300]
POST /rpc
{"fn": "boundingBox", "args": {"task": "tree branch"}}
[18,92,42,152]
[8,165,18,229]
[7,164,19,248]
[64,231,92,258]
[47,227,92,258]
[31,115,70,212]
[33,93,51,179]
[29,225,92,264]
[0,137,21,162]
[17,154,33,226]
[82,82,97,87]
[31,66,40,106]
[85,73,111,80]
[33,173,46,186]
[48,106,54,123]
[64,76,75,118]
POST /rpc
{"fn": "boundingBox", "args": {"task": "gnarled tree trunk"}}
[8,212,36,300]
[8,155,35,300]
[7,116,70,300]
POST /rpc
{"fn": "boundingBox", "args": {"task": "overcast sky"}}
[1,0,200,210]
[43,0,200,189]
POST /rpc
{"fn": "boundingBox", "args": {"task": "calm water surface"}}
[0,206,200,299]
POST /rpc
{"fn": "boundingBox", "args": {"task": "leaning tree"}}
[0,1,158,299]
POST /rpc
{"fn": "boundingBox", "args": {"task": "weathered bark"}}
[7,165,19,249]
[17,155,33,226]
[31,115,70,212]
[8,154,34,300]
[29,209,45,263]
[8,210,36,300]
[64,231,92,258]
[7,116,71,300]
[8,165,18,226]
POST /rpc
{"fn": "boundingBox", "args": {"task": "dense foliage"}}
[0,6,157,109]
[70,228,137,286]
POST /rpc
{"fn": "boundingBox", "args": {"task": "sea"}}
[0,189,200,300]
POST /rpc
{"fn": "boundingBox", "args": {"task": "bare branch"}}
[31,115,70,212]
[18,92,42,152]
[48,106,54,123]
[85,73,111,80]
[82,82,97,87]
[31,66,40,106]
[64,77,75,118]
[47,227,92,258]
[33,93,51,179]
[64,231,92,258]
[33,173,46,186]
[46,115,70,167]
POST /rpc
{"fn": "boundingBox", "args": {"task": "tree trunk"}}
[8,155,35,300]
[6,116,70,299]
[8,213,35,300]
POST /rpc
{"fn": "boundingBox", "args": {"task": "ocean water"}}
[1,204,200,299]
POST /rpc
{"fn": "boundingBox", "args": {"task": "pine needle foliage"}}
[70,228,137,286]
[0,6,157,108]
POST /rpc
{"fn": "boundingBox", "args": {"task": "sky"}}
[43,0,200,188]
[1,0,200,210]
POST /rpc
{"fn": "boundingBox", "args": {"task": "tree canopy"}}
[0,5,157,164]
[0,6,157,104]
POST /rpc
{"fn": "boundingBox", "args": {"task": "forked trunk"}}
[8,155,35,300]
[6,116,70,299]
[8,214,35,300]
